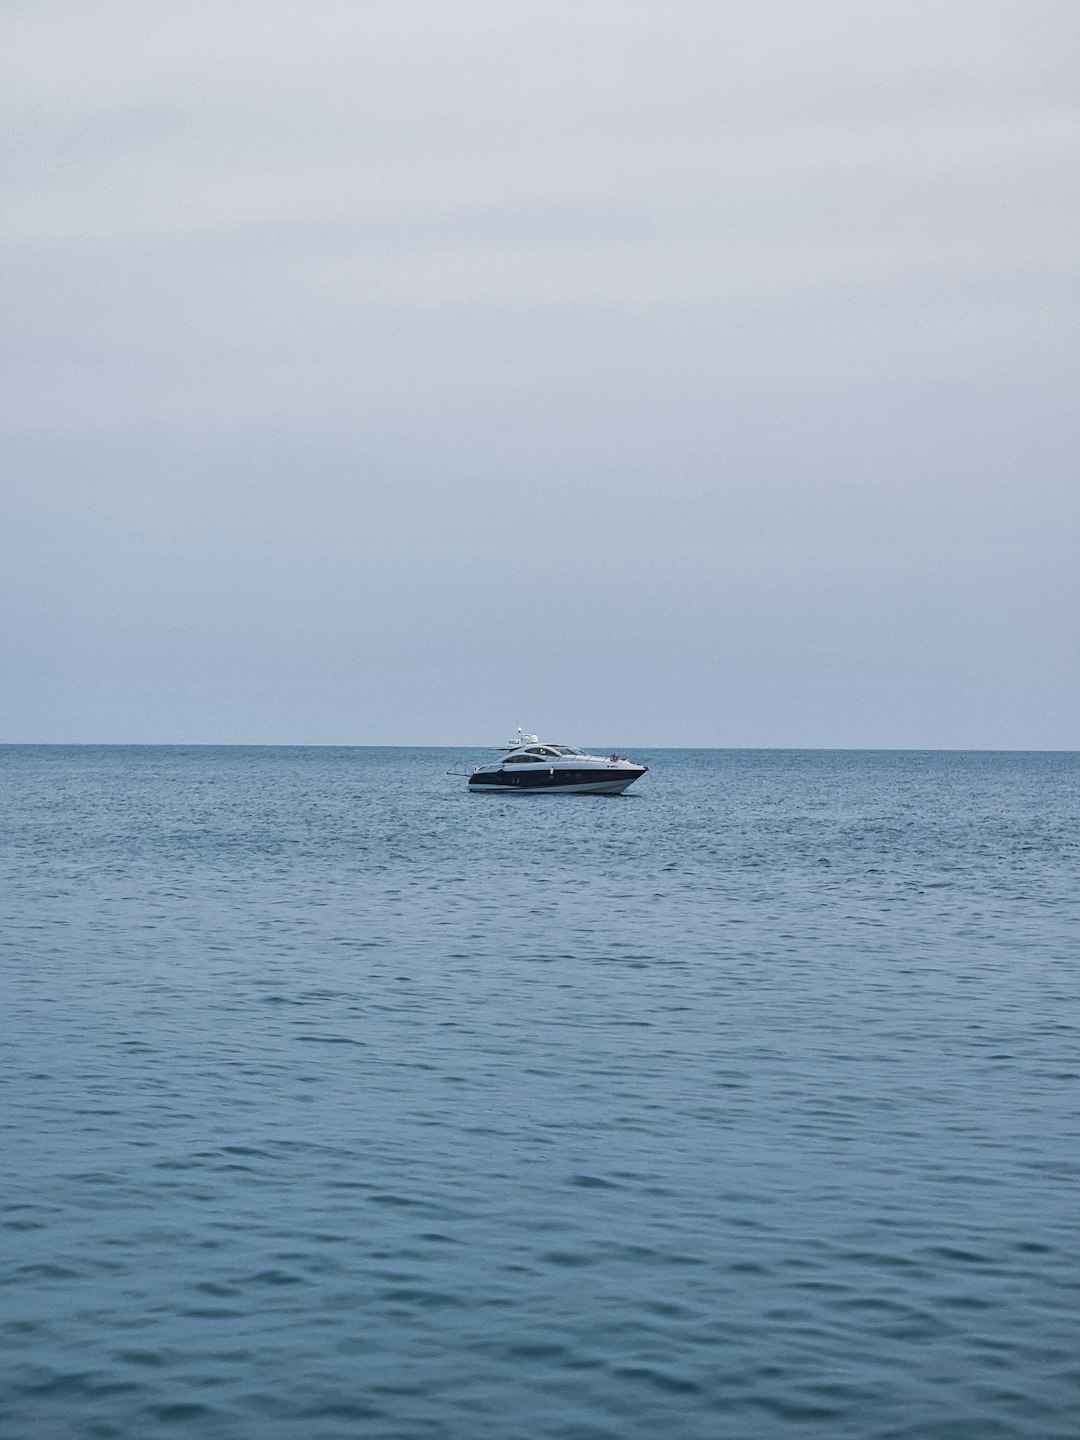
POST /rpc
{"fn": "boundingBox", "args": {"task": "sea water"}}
[1,746,1078,1440]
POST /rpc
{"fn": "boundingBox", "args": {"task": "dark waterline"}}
[2,747,1078,1439]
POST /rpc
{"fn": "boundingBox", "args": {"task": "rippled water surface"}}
[2,746,1078,1440]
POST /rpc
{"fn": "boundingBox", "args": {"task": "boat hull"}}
[469,767,646,795]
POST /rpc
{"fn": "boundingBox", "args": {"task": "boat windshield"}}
[508,743,586,758]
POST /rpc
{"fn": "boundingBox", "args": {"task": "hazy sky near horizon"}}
[2,0,1077,746]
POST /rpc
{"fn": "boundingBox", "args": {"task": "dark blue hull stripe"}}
[469,768,646,791]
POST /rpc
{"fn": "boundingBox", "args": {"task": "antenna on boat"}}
[508,724,540,748]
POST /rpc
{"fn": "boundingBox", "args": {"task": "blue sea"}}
[2,746,1078,1440]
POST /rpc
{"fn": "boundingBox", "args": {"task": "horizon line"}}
[1,742,1077,755]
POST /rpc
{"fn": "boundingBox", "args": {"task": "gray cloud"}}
[1,0,1077,744]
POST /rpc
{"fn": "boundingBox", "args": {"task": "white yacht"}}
[467,731,647,795]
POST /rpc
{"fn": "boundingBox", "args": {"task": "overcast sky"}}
[2,0,1077,746]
